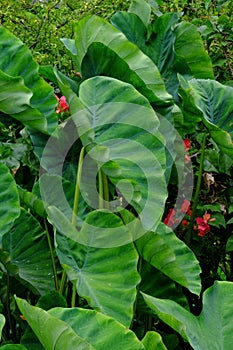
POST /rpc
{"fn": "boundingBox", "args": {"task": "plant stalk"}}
[44,219,59,291]
[70,146,85,302]
[186,132,208,244]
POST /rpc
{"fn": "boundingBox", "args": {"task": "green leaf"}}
[74,15,172,106]
[139,261,188,310]
[0,69,47,132]
[49,307,145,350]
[142,281,233,349]
[0,313,5,341]
[0,163,20,245]
[18,186,47,218]
[174,22,214,80]
[136,223,201,295]
[227,217,233,225]
[54,227,140,327]
[2,209,54,295]
[76,76,167,231]
[226,235,233,253]
[111,12,213,98]
[112,12,179,97]
[0,27,57,134]
[128,0,151,27]
[180,78,233,158]
[141,331,168,350]
[16,297,95,350]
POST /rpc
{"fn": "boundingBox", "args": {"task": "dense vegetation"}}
[0,0,232,349]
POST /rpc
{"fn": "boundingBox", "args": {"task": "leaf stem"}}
[70,146,85,303]
[44,219,59,291]
[186,132,208,244]
[72,146,85,225]
[98,169,104,210]
[98,169,109,209]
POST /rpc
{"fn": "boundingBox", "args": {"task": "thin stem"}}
[98,169,109,209]
[71,284,76,308]
[44,220,59,291]
[98,169,104,209]
[186,132,208,244]
[102,171,109,209]
[59,270,67,295]
[6,275,16,342]
[130,255,142,330]
[70,147,85,303]
[72,146,85,225]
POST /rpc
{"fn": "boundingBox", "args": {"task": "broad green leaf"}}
[21,291,67,350]
[174,22,214,80]
[141,331,168,350]
[0,162,20,245]
[0,69,47,132]
[76,77,167,231]
[49,307,145,350]
[111,12,179,96]
[136,223,201,295]
[128,0,151,26]
[180,78,233,157]
[54,227,140,327]
[2,209,54,295]
[73,15,172,106]
[142,281,233,350]
[16,297,95,350]
[111,12,213,98]
[139,261,188,311]
[0,26,57,134]
[0,313,5,341]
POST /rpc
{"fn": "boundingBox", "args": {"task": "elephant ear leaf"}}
[179,77,233,157]
[15,297,95,350]
[73,15,172,106]
[0,163,20,246]
[142,281,233,349]
[0,26,57,134]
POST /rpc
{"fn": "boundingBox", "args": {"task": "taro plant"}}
[0,0,233,349]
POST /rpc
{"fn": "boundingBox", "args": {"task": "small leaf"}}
[0,313,5,341]
[141,331,168,350]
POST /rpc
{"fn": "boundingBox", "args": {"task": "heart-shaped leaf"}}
[142,281,233,349]
[2,209,54,295]
[136,223,201,295]
[49,307,145,350]
[16,297,95,350]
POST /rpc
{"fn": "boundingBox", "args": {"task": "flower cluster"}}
[55,94,69,114]
[163,199,191,227]
[194,213,216,237]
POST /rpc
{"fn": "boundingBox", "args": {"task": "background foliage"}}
[1,0,232,82]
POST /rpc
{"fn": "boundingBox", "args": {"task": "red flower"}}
[184,139,191,152]
[164,208,176,227]
[180,199,191,214]
[55,95,69,114]
[195,213,215,237]
[182,219,188,227]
